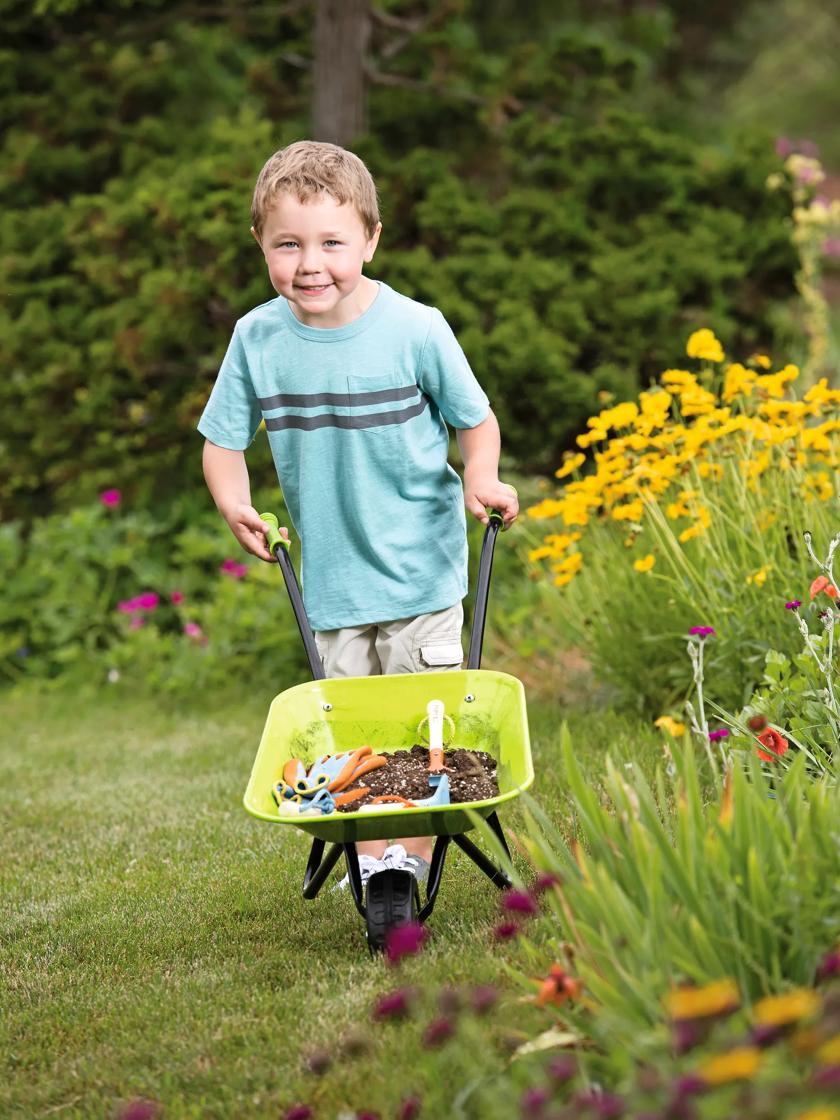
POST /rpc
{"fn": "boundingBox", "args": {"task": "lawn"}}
[0,682,664,1118]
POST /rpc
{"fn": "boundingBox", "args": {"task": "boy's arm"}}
[202,440,287,561]
[456,409,519,528]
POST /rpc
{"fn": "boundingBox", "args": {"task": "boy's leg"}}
[314,623,387,860]
[375,603,465,866]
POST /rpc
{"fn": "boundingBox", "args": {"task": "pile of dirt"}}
[338,744,498,811]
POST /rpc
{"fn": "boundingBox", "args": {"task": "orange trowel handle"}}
[428,747,446,774]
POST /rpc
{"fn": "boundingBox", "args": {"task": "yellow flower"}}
[756,510,778,531]
[528,546,554,562]
[527,499,566,521]
[749,353,772,369]
[686,328,725,363]
[655,715,685,736]
[552,552,582,576]
[679,522,705,543]
[697,1046,761,1085]
[555,453,586,479]
[816,1034,840,1064]
[665,979,739,1021]
[662,368,698,389]
[755,364,799,399]
[722,362,756,402]
[746,564,772,588]
[634,553,656,573]
[553,572,575,588]
[576,428,607,448]
[753,989,821,1028]
[595,401,639,432]
[697,462,723,481]
[612,500,644,522]
[791,1109,840,1120]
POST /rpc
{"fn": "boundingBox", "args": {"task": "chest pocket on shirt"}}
[345,373,427,431]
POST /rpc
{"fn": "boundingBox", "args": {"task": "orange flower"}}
[756,728,789,762]
[810,575,838,599]
[534,964,583,1006]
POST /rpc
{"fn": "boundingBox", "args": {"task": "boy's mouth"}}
[295,283,333,296]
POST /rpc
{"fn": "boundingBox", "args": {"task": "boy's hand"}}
[226,503,287,561]
[463,476,519,529]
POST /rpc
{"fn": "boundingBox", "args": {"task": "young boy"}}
[198,140,518,888]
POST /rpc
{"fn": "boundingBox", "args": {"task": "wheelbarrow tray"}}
[244,668,532,844]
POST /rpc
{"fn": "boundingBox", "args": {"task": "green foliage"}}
[1,3,798,518]
[0,495,307,692]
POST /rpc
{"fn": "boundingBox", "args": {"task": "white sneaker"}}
[382,844,431,885]
[334,853,387,892]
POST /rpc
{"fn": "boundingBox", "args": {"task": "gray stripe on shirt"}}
[258,384,419,410]
[265,395,430,432]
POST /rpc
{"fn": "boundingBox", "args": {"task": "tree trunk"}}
[311,0,371,146]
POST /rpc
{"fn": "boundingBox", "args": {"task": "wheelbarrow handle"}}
[466,509,504,671]
[260,512,326,681]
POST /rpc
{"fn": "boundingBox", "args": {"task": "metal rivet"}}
[322,703,332,712]
[465,694,475,703]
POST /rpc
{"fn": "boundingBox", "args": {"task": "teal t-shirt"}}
[197,282,490,631]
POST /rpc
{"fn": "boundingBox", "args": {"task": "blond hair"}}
[251,140,380,239]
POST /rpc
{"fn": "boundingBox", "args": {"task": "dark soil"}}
[338,744,499,811]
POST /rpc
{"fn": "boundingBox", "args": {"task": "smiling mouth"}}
[295,283,332,295]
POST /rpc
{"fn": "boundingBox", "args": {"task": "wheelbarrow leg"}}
[302,838,344,899]
[417,835,451,922]
[341,843,367,918]
[451,813,512,890]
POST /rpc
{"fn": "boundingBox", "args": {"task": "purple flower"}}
[520,1086,550,1115]
[817,949,840,982]
[385,921,428,965]
[502,890,539,915]
[372,987,415,1021]
[708,729,730,742]
[170,590,185,605]
[492,920,520,941]
[422,1016,455,1048]
[356,1113,380,1120]
[135,592,159,610]
[532,872,560,893]
[220,558,248,579]
[100,488,122,508]
[812,1065,840,1089]
[689,626,715,637]
[470,984,499,1015]
[673,1019,702,1054]
[119,1103,161,1120]
[398,1097,422,1120]
[823,237,840,259]
[546,1055,576,1082]
[785,600,802,610]
[673,1074,706,1099]
[284,1107,313,1120]
[775,137,793,157]
[752,1023,784,1048]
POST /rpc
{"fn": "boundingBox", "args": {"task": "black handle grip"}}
[466,510,504,670]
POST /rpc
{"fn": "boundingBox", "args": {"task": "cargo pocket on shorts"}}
[416,634,464,672]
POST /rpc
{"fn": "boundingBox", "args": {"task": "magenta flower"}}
[135,592,159,610]
[422,1016,455,1048]
[129,616,145,630]
[546,1055,576,1082]
[785,600,801,610]
[398,1097,422,1120]
[689,626,715,637]
[119,1103,161,1120]
[502,889,539,915]
[372,987,415,1021]
[775,137,793,157]
[823,238,840,259]
[183,622,205,642]
[521,1086,550,1115]
[708,729,730,742]
[817,949,840,982]
[532,872,560,893]
[100,488,122,508]
[170,590,185,605]
[220,558,248,579]
[493,920,520,941]
[284,1107,313,1120]
[470,984,499,1015]
[385,921,428,965]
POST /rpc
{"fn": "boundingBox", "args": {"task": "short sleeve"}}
[418,309,490,429]
[197,324,262,450]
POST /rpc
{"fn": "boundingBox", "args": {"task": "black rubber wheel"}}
[365,869,420,953]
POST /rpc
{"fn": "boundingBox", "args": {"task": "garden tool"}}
[368,774,451,810]
[305,746,387,793]
[423,700,454,788]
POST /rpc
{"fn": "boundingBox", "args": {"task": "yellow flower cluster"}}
[528,329,840,588]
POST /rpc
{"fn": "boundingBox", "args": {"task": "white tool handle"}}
[427,699,445,753]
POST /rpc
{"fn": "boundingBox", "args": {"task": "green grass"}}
[0,683,663,1119]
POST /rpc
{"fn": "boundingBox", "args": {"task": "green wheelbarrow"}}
[243,512,533,951]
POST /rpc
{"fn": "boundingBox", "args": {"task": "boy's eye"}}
[277,240,298,249]
[324,239,341,247]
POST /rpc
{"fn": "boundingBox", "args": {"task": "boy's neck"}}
[288,275,380,329]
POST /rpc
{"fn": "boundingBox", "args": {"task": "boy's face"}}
[253,192,381,327]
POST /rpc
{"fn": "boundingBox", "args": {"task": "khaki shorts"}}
[314,602,464,678]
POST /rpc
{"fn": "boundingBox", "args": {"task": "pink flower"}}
[501,889,539,915]
[422,1016,455,1048]
[170,590,185,605]
[470,984,499,1015]
[533,872,560,893]
[220,558,248,579]
[689,626,715,638]
[775,137,793,157]
[119,1101,161,1120]
[118,598,140,613]
[398,1097,422,1120]
[823,237,840,259]
[708,729,730,742]
[492,920,520,941]
[129,616,145,630]
[385,921,428,965]
[372,987,415,1021]
[283,1107,313,1120]
[135,592,159,611]
[100,489,122,508]
[183,622,205,642]
[520,1087,550,1116]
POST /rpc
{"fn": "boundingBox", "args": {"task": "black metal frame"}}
[272,512,513,921]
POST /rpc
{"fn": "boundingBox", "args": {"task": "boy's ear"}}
[250,226,262,248]
[364,221,382,263]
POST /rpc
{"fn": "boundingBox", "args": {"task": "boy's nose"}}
[298,248,323,273]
